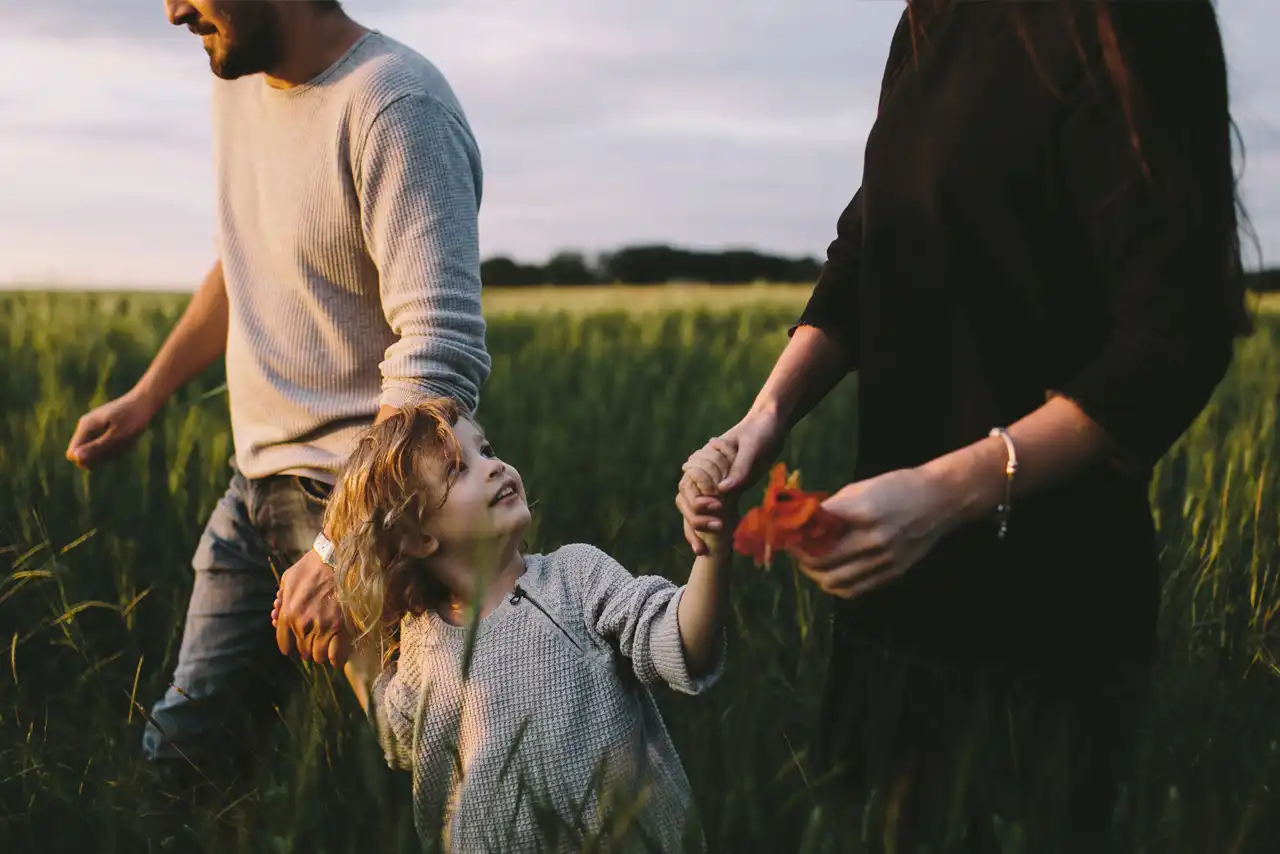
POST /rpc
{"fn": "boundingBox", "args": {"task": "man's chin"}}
[207,50,264,81]
[209,61,251,81]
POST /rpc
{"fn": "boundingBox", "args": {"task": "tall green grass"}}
[1,290,1277,853]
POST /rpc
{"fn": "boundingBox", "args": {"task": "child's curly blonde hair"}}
[324,398,466,646]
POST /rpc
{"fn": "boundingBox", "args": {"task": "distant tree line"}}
[480,243,1280,291]
[1248,269,1280,293]
[480,245,823,287]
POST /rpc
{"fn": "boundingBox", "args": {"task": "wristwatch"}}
[312,532,337,568]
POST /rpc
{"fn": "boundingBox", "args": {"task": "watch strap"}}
[312,532,337,568]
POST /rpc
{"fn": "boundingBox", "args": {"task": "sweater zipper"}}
[509,584,584,652]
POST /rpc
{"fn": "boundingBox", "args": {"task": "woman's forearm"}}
[751,324,853,428]
[923,395,1112,531]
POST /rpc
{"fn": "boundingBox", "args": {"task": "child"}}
[273,399,737,852]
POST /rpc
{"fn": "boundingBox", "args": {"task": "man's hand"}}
[66,389,159,469]
[275,549,352,667]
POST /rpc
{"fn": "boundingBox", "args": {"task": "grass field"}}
[1,288,1278,853]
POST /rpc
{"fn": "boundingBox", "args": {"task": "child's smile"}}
[423,418,532,552]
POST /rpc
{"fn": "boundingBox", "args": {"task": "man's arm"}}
[357,92,491,415]
[277,92,493,668]
[67,260,228,468]
[135,260,229,411]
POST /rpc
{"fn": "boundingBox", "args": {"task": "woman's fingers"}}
[706,439,736,478]
[794,548,901,601]
[682,463,720,496]
[682,438,736,485]
[795,523,888,572]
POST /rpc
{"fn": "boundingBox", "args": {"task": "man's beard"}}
[207,2,281,80]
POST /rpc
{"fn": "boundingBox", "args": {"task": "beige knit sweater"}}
[371,543,725,853]
[212,31,490,482]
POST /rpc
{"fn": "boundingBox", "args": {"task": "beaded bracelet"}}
[988,427,1018,539]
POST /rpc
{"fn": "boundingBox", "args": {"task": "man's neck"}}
[264,10,369,90]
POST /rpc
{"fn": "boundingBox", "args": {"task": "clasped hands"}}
[676,413,956,601]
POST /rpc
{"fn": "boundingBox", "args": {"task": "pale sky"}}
[0,0,1276,289]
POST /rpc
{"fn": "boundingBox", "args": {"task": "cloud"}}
[0,0,1277,286]
[0,0,411,40]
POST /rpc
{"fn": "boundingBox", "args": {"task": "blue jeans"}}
[142,463,332,778]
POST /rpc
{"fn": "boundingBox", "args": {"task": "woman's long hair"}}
[907,0,1255,336]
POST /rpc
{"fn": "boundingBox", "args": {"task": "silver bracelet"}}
[988,427,1018,540]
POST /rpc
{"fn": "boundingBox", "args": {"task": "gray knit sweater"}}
[371,543,725,853]
[212,31,490,481]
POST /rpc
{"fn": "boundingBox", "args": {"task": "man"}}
[65,0,489,787]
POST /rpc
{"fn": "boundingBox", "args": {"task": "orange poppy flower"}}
[733,463,849,567]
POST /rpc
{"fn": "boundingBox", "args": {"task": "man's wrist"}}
[127,379,167,419]
[313,531,337,568]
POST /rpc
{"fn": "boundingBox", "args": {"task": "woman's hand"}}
[677,439,738,557]
[789,466,963,601]
[677,410,787,555]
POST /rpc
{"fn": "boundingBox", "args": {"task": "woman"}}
[677,1,1251,851]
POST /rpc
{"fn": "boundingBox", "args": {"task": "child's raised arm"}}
[576,440,737,689]
[673,440,737,677]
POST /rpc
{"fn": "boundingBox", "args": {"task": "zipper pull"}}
[509,586,523,605]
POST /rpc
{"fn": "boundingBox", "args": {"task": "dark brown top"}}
[798,1,1240,675]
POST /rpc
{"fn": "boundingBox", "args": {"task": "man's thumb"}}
[68,432,113,469]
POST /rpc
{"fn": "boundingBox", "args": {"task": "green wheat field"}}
[2,288,1279,853]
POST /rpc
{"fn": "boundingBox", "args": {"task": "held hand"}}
[715,409,787,495]
[789,467,959,601]
[676,410,786,555]
[275,549,352,667]
[66,389,158,470]
[676,439,738,556]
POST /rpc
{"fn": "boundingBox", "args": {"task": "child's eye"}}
[481,444,496,458]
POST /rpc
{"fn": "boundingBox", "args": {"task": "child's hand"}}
[678,438,738,554]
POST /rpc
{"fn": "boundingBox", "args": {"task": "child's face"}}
[421,418,531,554]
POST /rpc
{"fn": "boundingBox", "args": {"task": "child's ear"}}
[400,533,439,560]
